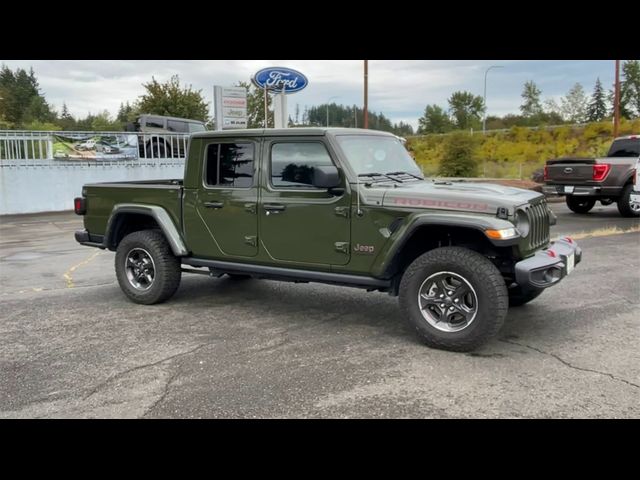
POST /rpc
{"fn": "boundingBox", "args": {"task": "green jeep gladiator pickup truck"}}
[74,128,582,351]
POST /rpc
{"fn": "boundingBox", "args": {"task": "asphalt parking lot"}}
[1,203,638,418]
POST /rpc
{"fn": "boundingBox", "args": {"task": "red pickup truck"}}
[543,135,639,217]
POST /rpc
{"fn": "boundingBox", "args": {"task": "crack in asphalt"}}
[83,342,212,401]
[500,339,640,390]
[0,281,116,297]
[142,369,181,418]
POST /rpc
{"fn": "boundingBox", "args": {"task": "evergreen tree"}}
[418,104,453,134]
[620,60,640,118]
[586,78,608,122]
[0,64,55,127]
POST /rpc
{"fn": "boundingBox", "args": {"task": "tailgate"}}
[546,157,595,183]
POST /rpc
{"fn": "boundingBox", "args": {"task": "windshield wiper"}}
[385,171,424,180]
[357,172,402,183]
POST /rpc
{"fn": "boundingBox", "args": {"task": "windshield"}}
[335,135,423,178]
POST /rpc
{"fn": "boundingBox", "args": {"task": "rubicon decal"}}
[392,197,489,212]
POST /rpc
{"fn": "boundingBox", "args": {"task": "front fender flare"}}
[371,212,518,278]
[105,203,188,256]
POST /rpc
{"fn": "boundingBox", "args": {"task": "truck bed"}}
[82,179,184,238]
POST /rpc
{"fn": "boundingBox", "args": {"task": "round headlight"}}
[515,209,530,237]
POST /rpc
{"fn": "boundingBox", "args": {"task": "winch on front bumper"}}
[514,237,582,292]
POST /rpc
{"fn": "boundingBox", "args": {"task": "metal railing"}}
[406,122,593,140]
[0,130,190,163]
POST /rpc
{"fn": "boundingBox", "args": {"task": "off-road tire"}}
[566,195,596,214]
[617,184,640,218]
[398,246,508,352]
[508,285,544,307]
[115,230,181,305]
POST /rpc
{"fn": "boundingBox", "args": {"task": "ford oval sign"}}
[252,67,308,94]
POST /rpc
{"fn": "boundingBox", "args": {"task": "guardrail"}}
[0,130,190,162]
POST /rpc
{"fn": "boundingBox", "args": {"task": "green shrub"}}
[438,132,479,177]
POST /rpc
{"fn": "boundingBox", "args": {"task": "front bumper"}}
[514,237,582,291]
[542,184,621,197]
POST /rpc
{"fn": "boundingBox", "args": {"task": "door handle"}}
[204,201,224,209]
[263,203,286,214]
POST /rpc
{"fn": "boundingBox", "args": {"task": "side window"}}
[205,143,254,188]
[189,122,206,133]
[145,117,165,129]
[271,142,334,189]
[167,120,188,133]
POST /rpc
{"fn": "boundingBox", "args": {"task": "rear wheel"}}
[115,230,181,305]
[617,184,640,217]
[398,246,508,352]
[566,195,596,214]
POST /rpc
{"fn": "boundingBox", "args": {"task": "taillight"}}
[74,197,86,215]
[543,165,549,181]
[592,163,611,182]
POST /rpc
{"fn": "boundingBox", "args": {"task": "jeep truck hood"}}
[367,180,543,214]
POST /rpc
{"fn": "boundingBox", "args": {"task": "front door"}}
[260,138,351,266]
[194,139,259,258]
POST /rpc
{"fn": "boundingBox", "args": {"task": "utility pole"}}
[364,60,369,129]
[326,96,339,127]
[613,60,621,138]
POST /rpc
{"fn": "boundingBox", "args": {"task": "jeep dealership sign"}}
[213,86,247,130]
[252,67,308,94]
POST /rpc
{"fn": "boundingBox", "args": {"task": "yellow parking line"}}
[63,250,102,288]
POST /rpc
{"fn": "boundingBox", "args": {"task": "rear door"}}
[193,138,259,258]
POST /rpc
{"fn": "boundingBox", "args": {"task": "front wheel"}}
[617,184,640,217]
[398,246,508,352]
[566,195,596,214]
[115,230,181,305]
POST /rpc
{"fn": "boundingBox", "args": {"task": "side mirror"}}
[312,166,341,189]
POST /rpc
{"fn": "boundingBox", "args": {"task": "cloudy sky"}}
[0,60,616,130]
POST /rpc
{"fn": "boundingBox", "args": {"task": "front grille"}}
[523,199,550,250]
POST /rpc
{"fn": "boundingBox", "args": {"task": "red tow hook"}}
[547,250,557,258]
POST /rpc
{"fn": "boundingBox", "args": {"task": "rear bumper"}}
[75,229,105,249]
[514,238,582,291]
[543,184,622,197]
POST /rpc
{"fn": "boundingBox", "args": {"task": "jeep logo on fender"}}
[392,197,489,212]
[252,67,308,94]
[354,243,375,254]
